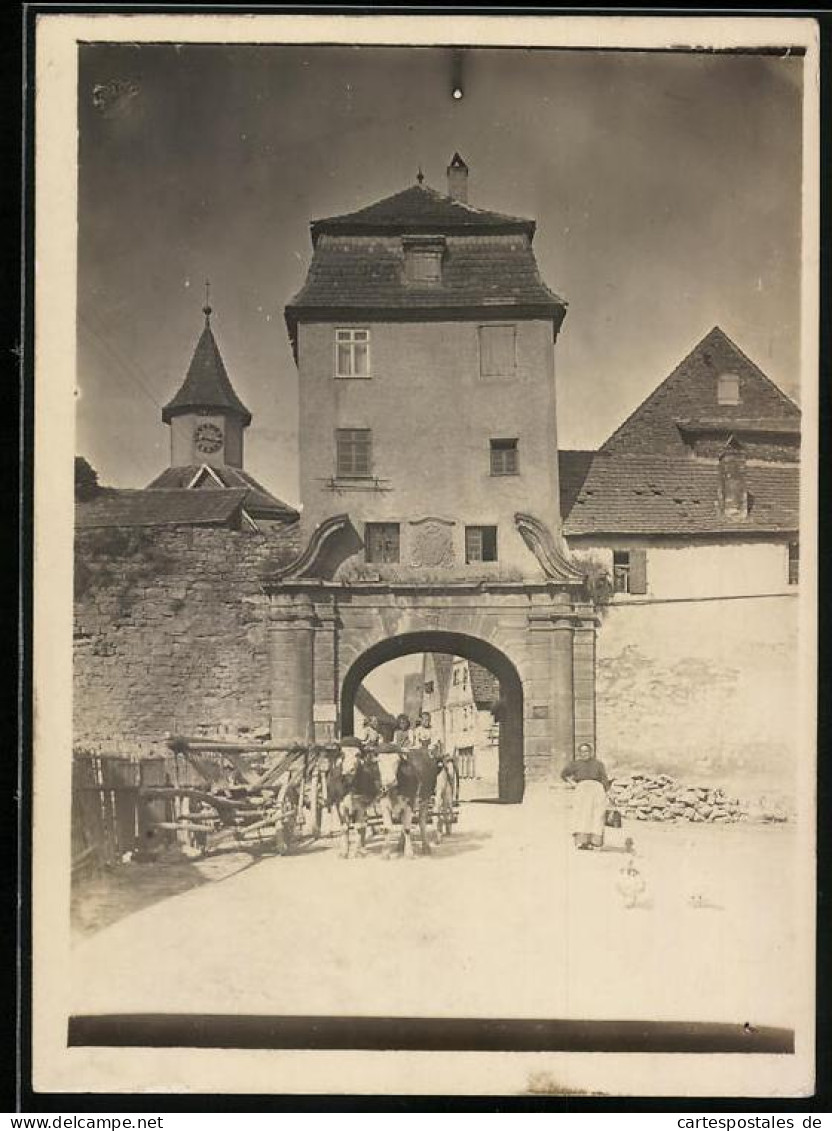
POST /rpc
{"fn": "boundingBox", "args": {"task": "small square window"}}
[336,329,370,378]
[489,439,518,476]
[423,680,434,695]
[788,541,799,585]
[717,372,740,406]
[336,428,372,478]
[466,525,498,562]
[365,522,400,564]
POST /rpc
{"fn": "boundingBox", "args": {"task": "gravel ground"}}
[70,785,798,1029]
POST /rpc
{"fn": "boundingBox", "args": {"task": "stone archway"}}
[339,630,526,803]
[265,578,598,795]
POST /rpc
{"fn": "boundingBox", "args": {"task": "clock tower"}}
[160,300,251,469]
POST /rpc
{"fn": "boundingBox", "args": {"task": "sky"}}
[77,44,804,510]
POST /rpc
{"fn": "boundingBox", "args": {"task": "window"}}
[423,680,434,695]
[613,549,648,595]
[788,541,799,585]
[453,669,460,686]
[336,428,372,477]
[489,439,518,476]
[717,372,740,406]
[405,248,442,284]
[364,523,400,564]
[479,325,516,377]
[466,525,498,563]
[612,551,631,594]
[336,329,370,378]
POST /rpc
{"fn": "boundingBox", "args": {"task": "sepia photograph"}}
[32,13,818,1098]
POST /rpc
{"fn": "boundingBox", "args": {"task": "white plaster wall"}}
[571,538,795,599]
[592,591,799,796]
[297,318,562,577]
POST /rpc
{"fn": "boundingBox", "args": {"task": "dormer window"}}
[717,372,740,406]
[403,237,445,284]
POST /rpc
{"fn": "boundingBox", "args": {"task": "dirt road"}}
[71,786,798,1028]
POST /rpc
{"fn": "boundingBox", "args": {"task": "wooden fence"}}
[71,750,227,881]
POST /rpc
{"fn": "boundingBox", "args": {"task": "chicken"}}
[616,860,647,909]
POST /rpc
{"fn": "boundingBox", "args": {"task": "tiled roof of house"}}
[162,311,252,425]
[469,662,500,708]
[310,182,535,241]
[76,488,249,529]
[146,465,299,519]
[355,685,396,727]
[558,452,799,537]
[601,326,799,457]
[286,234,565,321]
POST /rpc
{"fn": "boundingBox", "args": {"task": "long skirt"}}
[571,779,606,848]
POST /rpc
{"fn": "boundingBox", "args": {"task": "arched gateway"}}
[265,157,599,797]
[340,631,525,802]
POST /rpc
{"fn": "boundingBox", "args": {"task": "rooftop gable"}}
[147,464,299,520]
[600,326,799,457]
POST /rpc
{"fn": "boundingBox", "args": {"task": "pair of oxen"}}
[319,740,459,858]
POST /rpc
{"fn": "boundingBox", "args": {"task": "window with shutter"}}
[465,525,498,562]
[479,325,517,377]
[336,428,372,477]
[489,439,518,476]
[364,523,400,564]
[613,549,648,595]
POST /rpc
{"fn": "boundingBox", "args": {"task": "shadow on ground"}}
[71,848,269,938]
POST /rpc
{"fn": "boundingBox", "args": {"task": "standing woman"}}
[561,742,610,850]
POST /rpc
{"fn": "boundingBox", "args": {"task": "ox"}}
[375,744,442,858]
[320,741,380,859]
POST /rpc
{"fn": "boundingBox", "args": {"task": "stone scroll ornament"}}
[269,514,352,582]
[408,517,456,569]
[514,513,584,584]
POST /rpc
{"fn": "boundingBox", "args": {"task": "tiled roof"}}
[469,662,500,708]
[310,182,535,241]
[146,465,299,519]
[162,314,252,425]
[601,327,799,457]
[76,488,249,529]
[287,234,565,320]
[559,452,799,537]
[355,685,396,726]
[675,416,801,436]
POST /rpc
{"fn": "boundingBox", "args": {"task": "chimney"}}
[447,152,469,203]
[718,437,748,518]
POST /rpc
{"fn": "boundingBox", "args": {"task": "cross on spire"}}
[203,279,212,322]
[416,167,424,185]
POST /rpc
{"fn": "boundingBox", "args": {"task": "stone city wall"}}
[73,523,300,754]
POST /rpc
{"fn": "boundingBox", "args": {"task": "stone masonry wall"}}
[73,523,300,754]
[595,596,799,800]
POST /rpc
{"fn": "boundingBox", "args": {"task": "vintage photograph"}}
[33,14,818,1097]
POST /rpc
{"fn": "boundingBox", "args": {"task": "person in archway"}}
[411,710,438,753]
[393,714,413,749]
[361,715,383,748]
[561,742,610,850]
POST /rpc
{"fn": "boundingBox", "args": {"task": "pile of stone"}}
[608,773,788,824]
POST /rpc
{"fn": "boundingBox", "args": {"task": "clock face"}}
[194,422,224,455]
